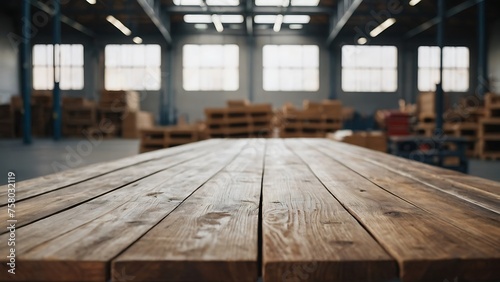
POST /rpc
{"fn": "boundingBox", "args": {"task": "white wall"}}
[0,13,19,104]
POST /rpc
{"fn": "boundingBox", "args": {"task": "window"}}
[105,44,161,91]
[341,45,397,92]
[418,46,469,92]
[33,44,84,90]
[255,0,319,6]
[263,45,319,92]
[183,44,239,91]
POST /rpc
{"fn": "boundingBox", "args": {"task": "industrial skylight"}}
[174,0,239,6]
[255,0,320,6]
[254,15,310,24]
[184,14,244,24]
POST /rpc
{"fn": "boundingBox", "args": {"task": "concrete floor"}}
[1,138,500,185]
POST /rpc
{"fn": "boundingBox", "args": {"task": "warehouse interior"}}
[1,0,500,183]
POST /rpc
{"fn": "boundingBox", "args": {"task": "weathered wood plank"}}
[0,139,220,205]
[262,139,397,282]
[329,140,500,213]
[296,139,500,282]
[112,140,266,282]
[310,139,500,250]
[0,140,247,282]
[0,140,222,232]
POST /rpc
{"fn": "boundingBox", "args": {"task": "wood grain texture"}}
[112,140,266,282]
[262,139,397,282]
[296,139,500,282]
[314,140,500,248]
[0,139,220,205]
[0,140,247,282]
[330,139,500,213]
[0,140,221,231]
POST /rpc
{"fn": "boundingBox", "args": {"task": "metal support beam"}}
[53,0,61,141]
[165,6,334,15]
[435,0,445,134]
[405,0,484,39]
[477,0,487,97]
[30,0,95,37]
[326,0,363,45]
[247,37,254,103]
[136,0,172,44]
[22,0,32,144]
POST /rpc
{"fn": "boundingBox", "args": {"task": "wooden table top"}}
[0,139,499,282]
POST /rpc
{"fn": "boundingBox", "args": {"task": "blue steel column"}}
[166,46,175,125]
[247,36,255,102]
[477,0,487,97]
[329,47,336,99]
[53,0,62,140]
[435,0,445,133]
[22,0,32,144]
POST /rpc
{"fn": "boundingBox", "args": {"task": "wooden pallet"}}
[99,90,140,111]
[140,126,201,153]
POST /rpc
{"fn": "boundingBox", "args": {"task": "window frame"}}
[104,44,162,91]
[262,44,320,92]
[340,45,398,93]
[417,46,470,92]
[182,44,240,92]
[32,44,84,91]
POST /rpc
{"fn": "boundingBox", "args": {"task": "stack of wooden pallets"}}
[280,100,343,138]
[98,90,140,137]
[31,91,53,137]
[0,104,14,138]
[139,125,202,153]
[478,93,500,159]
[62,97,97,137]
[205,101,273,138]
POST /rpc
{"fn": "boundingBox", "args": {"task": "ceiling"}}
[2,0,499,43]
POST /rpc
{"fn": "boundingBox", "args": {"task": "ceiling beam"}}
[136,0,172,44]
[404,0,484,39]
[165,6,334,15]
[31,0,95,37]
[326,0,363,45]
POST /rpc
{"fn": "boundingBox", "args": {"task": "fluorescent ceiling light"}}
[106,15,131,36]
[133,37,143,44]
[254,15,310,24]
[284,15,310,24]
[194,23,208,30]
[184,14,243,24]
[255,0,318,6]
[86,0,96,4]
[409,0,421,6]
[291,0,319,6]
[273,14,283,32]
[184,14,212,23]
[212,14,224,32]
[357,37,367,45]
[289,24,303,29]
[254,15,276,24]
[220,15,244,23]
[369,18,396,37]
[173,0,239,5]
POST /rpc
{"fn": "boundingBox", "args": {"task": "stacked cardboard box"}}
[98,91,140,137]
[327,130,387,152]
[122,111,155,139]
